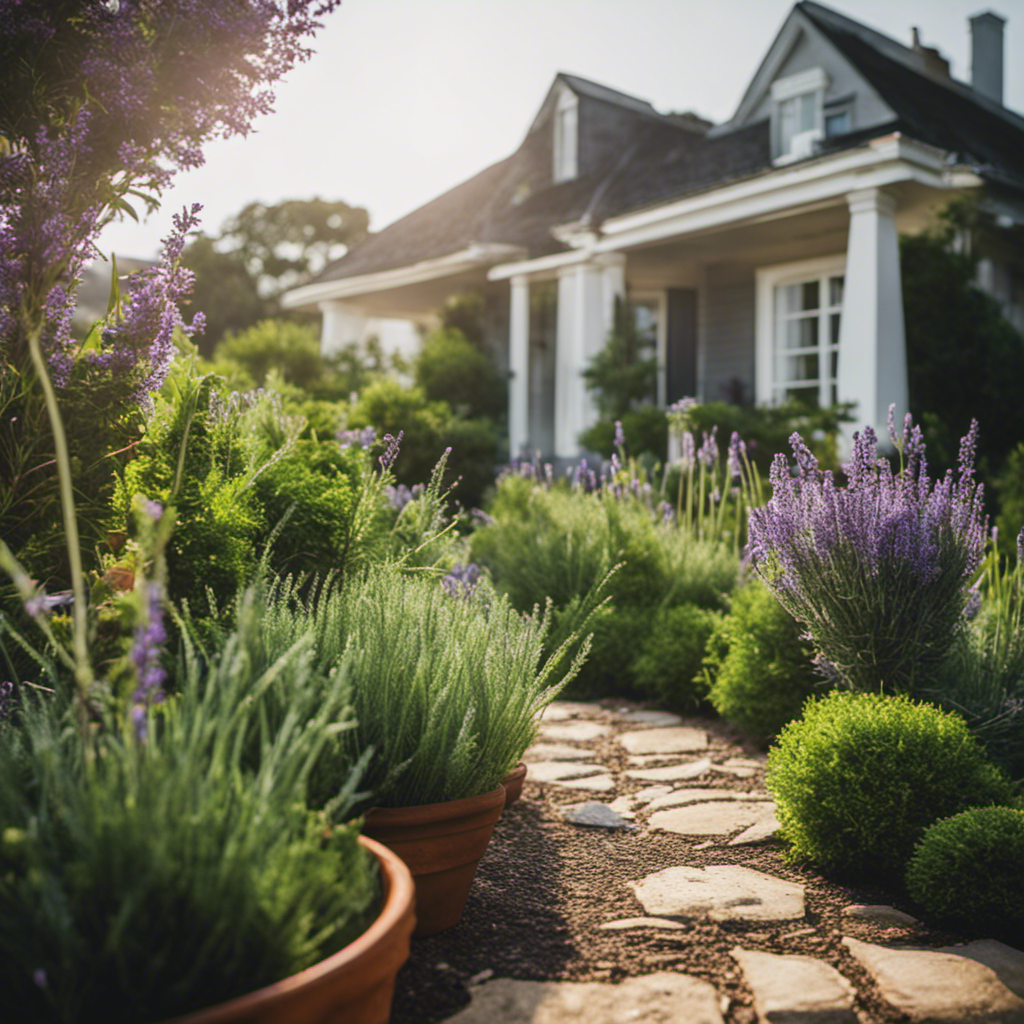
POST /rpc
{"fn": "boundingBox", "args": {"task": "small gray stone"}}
[842,936,1024,1022]
[525,760,606,782]
[629,864,805,922]
[522,743,595,762]
[841,904,920,928]
[599,917,689,931]
[625,757,712,782]
[445,972,725,1024]
[562,802,631,829]
[732,947,857,1023]
[619,726,708,755]
[551,773,616,791]
[538,721,611,742]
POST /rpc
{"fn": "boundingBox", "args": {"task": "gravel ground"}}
[388,701,977,1024]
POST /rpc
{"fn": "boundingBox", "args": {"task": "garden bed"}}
[390,700,1020,1024]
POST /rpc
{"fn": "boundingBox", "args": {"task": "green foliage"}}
[906,806,1024,936]
[901,205,1024,482]
[215,319,326,390]
[348,377,501,508]
[415,328,506,422]
[582,297,657,419]
[247,565,587,807]
[766,691,1015,882]
[995,443,1024,559]
[252,440,360,576]
[471,475,739,697]
[704,580,827,740]
[631,603,720,710]
[0,594,377,1024]
[579,405,668,463]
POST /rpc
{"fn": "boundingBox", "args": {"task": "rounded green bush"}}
[631,603,719,710]
[906,806,1024,935]
[705,581,826,739]
[766,691,1015,881]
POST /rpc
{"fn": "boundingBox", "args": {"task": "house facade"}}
[284,1,1024,458]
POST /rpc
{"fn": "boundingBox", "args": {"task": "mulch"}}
[388,700,978,1024]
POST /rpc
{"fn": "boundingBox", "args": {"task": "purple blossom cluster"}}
[748,410,988,693]
[441,562,481,599]
[387,482,424,512]
[378,431,403,472]
[338,425,378,450]
[130,578,168,741]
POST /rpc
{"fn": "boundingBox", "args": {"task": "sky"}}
[97,0,1024,261]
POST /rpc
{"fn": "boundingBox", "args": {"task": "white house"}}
[284,1,1024,458]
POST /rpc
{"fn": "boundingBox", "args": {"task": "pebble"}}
[562,802,631,829]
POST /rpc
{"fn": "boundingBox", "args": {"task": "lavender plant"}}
[749,411,988,694]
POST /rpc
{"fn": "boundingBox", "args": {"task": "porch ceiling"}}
[324,267,498,319]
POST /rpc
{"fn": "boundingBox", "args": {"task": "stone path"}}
[453,700,1024,1024]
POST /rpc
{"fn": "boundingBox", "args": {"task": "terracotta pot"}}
[159,836,415,1024]
[500,762,527,805]
[362,784,506,936]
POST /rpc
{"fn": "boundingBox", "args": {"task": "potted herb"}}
[250,563,588,934]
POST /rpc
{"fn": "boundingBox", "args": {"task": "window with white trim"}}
[770,67,828,163]
[553,88,578,182]
[756,256,845,409]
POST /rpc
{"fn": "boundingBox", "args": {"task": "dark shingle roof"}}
[798,1,1024,179]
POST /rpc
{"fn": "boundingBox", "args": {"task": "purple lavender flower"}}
[0,681,14,722]
[378,431,403,471]
[1017,525,1024,566]
[728,432,745,483]
[338,425,377,450]
[441,563,481,599]
[614,420,625,449]
[697,427,719,470]
[680,431,696,471]
[386,482,423,512]
[130,580,168,741]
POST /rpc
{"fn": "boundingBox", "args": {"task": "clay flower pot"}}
[362,784,506,936]
[500,762,528,806]
[159,836,415,1024]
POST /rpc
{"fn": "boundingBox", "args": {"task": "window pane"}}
[785,384,820,407]
[798,93,816,131]
[830,349,839,378]
[829,276,844,305]
[785,353,819,382]
[778,96,798,152]
[825,110,850,137]
[778,316,818,350]
[801,280,819,310]
[830,312,841,345]
[632,301,658,359]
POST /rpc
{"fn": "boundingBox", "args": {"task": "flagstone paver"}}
[631,784,676,805]
[732,947,858,1024]
[525,761,608,783]
[539,701,605,721]
[549,773,616,791]
[445,972,726,1024]
[842,936,1024,1022]
[618,726,708,754]
[709,762,757,778]
[624,758,712,782]
[930,941,1024,999]
[537,721,611,742]
[522,743,596,762]
[613,709,685,726]
[727,808,781,845]
[645,788,773,811]
[629,864,806,922]
[649,800,779,838]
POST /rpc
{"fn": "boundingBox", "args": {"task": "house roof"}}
[797,1,1024,182]
[307,2,1024,291]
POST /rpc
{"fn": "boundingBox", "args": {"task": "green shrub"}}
[579,405,668,463]
[631,603,719,710]
[705,580,826,739]
[415,328,506,422]
[906,806,1024,936]
[214,319,325,390]
[766,691,1015,882]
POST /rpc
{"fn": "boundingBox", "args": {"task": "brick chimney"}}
[970,11,1006,105]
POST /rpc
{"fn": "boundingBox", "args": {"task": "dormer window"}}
[553,87,578,182]
[771,67,829,164]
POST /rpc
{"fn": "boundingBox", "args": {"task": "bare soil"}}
[388,700,981,1024]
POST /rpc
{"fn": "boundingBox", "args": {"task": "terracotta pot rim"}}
[157,835,415,1024]
[502,762,527,781]
[365,784,506,825]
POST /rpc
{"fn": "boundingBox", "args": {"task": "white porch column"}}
[837,188,909,441]
[508,275,530,458]
[555,262,606,458]
[318,301,371,357]
[600,254,626,334]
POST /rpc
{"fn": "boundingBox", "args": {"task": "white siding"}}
[703,272,755,404]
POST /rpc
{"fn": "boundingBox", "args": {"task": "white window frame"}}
[770,67,828,164]
[629,291,668,407]
[755,255,846,408]
[553,87,578,183]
